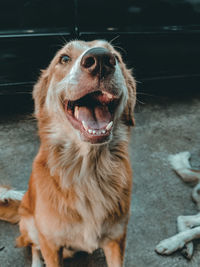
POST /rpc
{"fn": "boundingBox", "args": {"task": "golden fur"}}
[0,40,136,267]
[0,198,20,224]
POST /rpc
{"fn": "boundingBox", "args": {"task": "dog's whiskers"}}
[109,35,120,45]
[112,44,127,56]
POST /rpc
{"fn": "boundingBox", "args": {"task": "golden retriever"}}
[0,40,136,267]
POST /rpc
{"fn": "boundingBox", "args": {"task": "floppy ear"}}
[122,68,136,126]
[32,70,49,118]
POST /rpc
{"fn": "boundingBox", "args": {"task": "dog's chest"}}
[36,176,124,253]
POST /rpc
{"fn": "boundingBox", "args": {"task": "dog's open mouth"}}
[65,91,119,143]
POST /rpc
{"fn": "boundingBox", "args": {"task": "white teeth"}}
[106,121,113,131]
[102,91,114,99]
[74,106,79,119]
[107,93,114,99]
[86,128,108,135]
[82,121,88,131]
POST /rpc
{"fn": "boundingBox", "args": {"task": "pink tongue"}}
[78,105,111,129]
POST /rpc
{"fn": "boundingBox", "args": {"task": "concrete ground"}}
[1,92,200,266]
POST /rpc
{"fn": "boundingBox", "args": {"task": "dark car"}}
[0,0,200,101]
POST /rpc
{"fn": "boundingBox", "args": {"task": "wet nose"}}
[80,47,116,78]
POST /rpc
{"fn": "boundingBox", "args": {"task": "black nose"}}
[80,47,116,78]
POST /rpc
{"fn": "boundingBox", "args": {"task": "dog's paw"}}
[155,236,185,255]
[181,242,194,259]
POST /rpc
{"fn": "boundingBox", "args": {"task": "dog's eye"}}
[60,55,70,64]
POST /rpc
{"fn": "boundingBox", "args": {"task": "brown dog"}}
[0,40,136,267]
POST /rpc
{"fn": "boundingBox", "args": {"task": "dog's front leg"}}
[156,226,200,256]
[31,245,43,267]
[103,232,126,267]
[39,233,63,267]
[177,213,200,258]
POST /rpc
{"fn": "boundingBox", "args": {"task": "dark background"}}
[0,0,200,110]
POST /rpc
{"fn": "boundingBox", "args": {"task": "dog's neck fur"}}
[36,113,130,185]
[48,130,129,187]
[36,117,130,198]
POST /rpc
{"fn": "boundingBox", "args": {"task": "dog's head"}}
[33,40,136,145]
